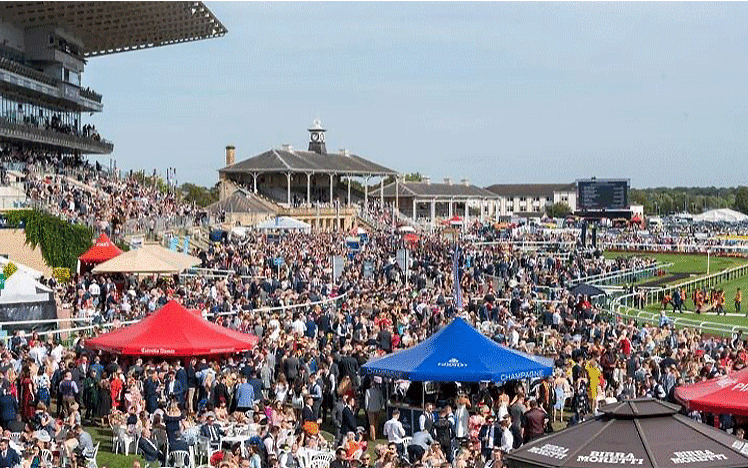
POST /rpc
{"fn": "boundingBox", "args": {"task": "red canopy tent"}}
[442,215,463,226]
[86,300,259,357]
[675,367,748,416]
[79,233,123,272]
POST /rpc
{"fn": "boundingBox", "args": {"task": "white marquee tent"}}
[255,216,311,233]
[693,208,748,223]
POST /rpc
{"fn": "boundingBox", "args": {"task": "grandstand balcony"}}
[0,119,113,154]
[0,57,103,112]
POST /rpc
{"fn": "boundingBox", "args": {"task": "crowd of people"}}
[1,149,201,238]
[1,156,748,468]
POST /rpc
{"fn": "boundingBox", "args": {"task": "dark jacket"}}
[341,405,357,435]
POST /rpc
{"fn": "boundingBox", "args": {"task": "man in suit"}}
[77,356,90,380]
[0,438,19,468]
[175,362,188,406]
[479,415,500,461]
[341,395,358,437]
[329,448,351,468]
[137,427,161,464]
[0,389,18,430]
[164,370,184,406]
[200,412,225,448]
[301,396,316,424]
[418,402,435,436]
[143,371,160,414]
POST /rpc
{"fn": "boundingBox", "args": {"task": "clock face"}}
[311,132,320,142]
[319,133,325,142]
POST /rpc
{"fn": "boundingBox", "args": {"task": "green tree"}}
[735,186,748,215]
[546,202,572,218]
[180,182,219,207]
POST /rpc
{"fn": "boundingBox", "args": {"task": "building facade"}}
[485,183,577,217]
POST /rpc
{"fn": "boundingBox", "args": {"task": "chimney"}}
[225,145,235,166]
[461,178,470,186]
[444,178,452,185]
[281,144,293,152]
[340,148,350,157]
[423,176,431,185]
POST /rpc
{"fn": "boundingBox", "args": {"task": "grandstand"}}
[0,1,226,161]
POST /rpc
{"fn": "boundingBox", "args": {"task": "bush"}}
[3,261,17,279]
[4,209,93,270]
[53,267,71,283]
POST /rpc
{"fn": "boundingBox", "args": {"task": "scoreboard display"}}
[577,179,629,211]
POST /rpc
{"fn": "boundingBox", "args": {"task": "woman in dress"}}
[97,378,112,426]
[19,368,36,421]
[274,374,289,404]
[553,372,571,423]
[33,368,51,410]
[110,372,124,411]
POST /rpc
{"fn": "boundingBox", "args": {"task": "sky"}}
[84,2,748,189]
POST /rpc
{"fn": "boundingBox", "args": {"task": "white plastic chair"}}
[170,450,193,468]
[40,449,53,466]
[309,459,330,468]
[311,452,334,465]
[83,443,100,468]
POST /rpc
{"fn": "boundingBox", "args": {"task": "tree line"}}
[630,186,748,216]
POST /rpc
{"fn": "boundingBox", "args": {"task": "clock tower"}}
[308,119,327,154]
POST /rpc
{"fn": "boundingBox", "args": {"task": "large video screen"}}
[577,179,629,211]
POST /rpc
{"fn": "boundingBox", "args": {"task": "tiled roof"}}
[485,183,576,198]
[219,148,397,176]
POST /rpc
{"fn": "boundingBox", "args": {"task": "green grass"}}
[603,252,748,276]
[608,252,748,329]
[88,425,145,468]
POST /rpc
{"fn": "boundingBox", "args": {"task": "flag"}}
[453,245,462,310]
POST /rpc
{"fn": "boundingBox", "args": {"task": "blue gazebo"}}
[362,317,553,383]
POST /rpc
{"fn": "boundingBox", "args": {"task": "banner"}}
[396,249,409,277]
[332,256,345,280]
[183,235,190,253]
[169,237,178,251]
[453,245,462,309]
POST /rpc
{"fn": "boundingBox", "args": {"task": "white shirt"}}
[500,427,513,452]
[383,418,405,443]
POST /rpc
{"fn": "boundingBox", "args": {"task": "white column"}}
[329,173,334,203]
[252,173,258,193]
[395,177,400,214]
[306,173,312,206]
[286,172,291,206]
[448,198,453,218]
[464,200,469,230]
[380,177,385,208]
[347,175,351,206]
[431,198,436,228]
[364,176,370,210]
[412,198,417,221]
[480,198,485,221]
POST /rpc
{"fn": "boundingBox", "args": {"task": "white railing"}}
[568,262,672,287]
[0,290,351,342]
[609,262,748,335]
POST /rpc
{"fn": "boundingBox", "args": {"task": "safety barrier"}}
[568,262,672,287]
[0,290,350,343]
[609,262,748,335]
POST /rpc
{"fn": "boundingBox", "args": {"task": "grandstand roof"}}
[0,2,227,57]
[485,183,576,198]
[219,148,397,176]
[204,190,273,215]
[373,181,499,199]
